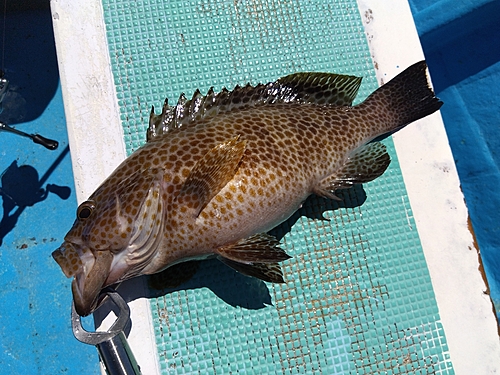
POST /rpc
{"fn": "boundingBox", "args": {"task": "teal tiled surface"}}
[101,0,454,373]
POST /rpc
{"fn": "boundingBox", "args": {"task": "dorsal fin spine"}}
[148,71,363,140]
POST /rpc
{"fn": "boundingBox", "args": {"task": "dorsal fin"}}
[275,72,362,106]
[147,72,362,141]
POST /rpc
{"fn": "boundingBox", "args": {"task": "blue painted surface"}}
[409,0,500,320]
[1,3,496,374]
[0,9,99,375]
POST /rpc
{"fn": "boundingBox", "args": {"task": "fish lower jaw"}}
[71,251,114,316]
[72,273,87,303]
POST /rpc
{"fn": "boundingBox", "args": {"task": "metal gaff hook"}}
[71,288,142,375]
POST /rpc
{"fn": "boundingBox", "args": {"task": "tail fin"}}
[362,61,443,139]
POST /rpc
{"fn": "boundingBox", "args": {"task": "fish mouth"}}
[52,243,113,316]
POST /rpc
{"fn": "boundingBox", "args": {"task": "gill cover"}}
[53,168,165,316]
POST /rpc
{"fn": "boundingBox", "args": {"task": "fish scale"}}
[52,61,442,316]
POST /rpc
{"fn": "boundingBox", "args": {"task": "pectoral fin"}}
[176,136,246,217]
[314,142,390,199]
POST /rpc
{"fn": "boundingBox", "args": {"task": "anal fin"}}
[314,142,390,199]
[216,233,290,283]
[218,258,286,283]
[216,233,291,264]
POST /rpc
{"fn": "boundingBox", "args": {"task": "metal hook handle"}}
[71,288,142,375]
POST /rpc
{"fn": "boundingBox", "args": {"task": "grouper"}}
[53,61,442,316]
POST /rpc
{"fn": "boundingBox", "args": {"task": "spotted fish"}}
[53,61,442,316]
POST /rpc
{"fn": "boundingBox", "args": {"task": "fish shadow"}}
[270,184,367,241]
[102,184,367,317]
[106,259,274,315]
[147,258,274,309]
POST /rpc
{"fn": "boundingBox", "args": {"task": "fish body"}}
[53,61,442,315]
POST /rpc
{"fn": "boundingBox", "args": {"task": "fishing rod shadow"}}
[0,147,71,245]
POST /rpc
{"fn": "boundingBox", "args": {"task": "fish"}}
[52,61,442,316]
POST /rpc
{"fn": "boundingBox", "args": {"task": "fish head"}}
[52,168,164,316]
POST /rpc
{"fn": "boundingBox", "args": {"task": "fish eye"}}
[77,200,96,220]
